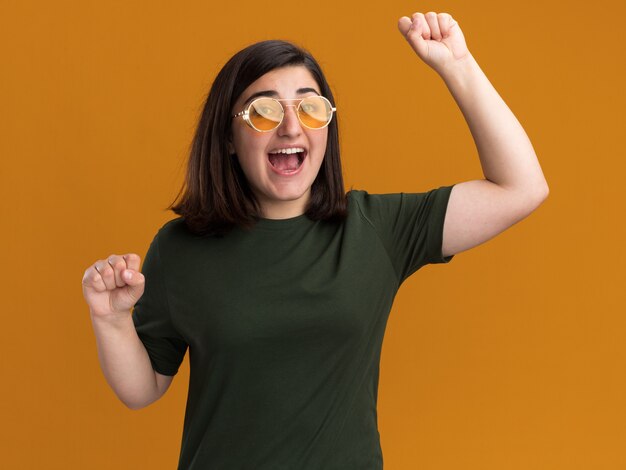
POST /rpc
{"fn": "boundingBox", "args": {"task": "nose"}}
[276,104,302,137]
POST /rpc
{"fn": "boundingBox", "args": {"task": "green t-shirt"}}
[133,186,454,469]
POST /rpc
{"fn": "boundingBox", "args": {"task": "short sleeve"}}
[132,231,188,376]
[352,185,455,283]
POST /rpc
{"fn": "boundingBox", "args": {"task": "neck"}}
[259,193,310,220]
[260,201,306,220]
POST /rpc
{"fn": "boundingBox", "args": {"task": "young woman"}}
[82,12,548,469]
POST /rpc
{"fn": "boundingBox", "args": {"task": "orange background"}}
[1,0,625,468]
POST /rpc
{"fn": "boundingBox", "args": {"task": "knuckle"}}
[108,255,123,269]
[82,269,99,286]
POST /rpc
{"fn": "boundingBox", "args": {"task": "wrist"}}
[438,52,480,86]
[90,309,134,331]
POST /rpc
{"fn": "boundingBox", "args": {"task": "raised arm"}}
[398,12,549,258]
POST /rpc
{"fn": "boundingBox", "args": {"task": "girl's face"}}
[229,65,328,219]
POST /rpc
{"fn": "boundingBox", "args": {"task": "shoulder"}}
[346,185,455,230]
[344,190,410,236]
[346,189,404,219]
[154,217,186,238]
[146,217,212,265]
[151,217,203,249]
[153,216,234,252]
[346,189,403,207]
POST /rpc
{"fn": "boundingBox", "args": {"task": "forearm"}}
[90,311,161,409]
[440,54,548,199]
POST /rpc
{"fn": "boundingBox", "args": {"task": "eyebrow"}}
[242,87,321,107]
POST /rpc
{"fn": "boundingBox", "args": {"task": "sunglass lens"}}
[298,96,332,129]
[249,98,283,131]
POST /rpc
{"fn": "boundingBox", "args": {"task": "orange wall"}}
[1,0,625,468]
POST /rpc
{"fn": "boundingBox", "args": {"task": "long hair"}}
[167,40,347,236]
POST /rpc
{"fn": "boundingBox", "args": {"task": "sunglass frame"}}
[232,96,337,132]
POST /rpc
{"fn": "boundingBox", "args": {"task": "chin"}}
[273,189,309,202]
[263,183,311,204]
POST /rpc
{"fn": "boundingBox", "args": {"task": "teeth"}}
[270,147,304,154]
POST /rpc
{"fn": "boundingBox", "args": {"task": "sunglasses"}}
[232,96,336,132]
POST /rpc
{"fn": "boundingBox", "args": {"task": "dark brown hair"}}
[167,40,347,236]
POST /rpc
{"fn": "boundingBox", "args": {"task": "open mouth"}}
[267,148,306,174]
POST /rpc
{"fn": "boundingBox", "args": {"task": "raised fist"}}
[82,253,145,318]
[398,12,470,75]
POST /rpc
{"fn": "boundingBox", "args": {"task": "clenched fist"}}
[398,11,470,76]
[82,253,145,318]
